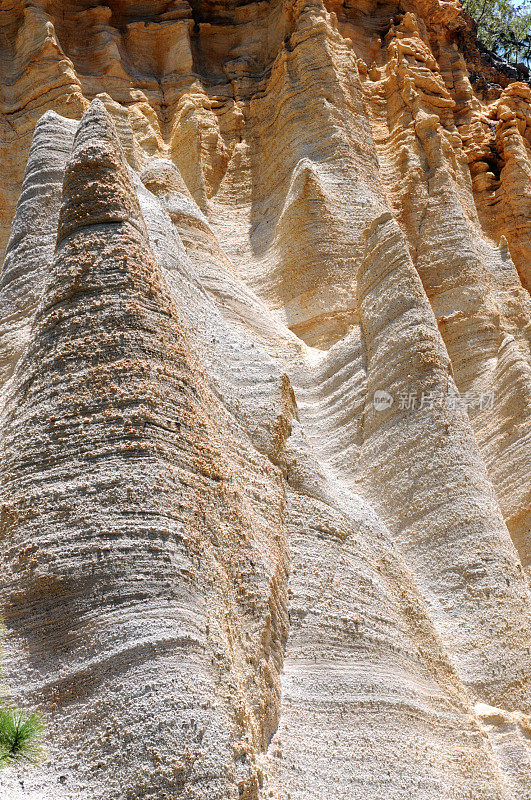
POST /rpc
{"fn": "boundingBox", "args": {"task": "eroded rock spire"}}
[0,2,530,798]
[0,100,288,799]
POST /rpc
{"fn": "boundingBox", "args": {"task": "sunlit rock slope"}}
[0,1,530,799]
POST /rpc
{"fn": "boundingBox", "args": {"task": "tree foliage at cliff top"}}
[464,0,531,65]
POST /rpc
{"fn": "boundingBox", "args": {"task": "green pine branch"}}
[0,708,45,768]
[0,623,45,770]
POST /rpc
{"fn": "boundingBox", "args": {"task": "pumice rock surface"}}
[0,1,529,799]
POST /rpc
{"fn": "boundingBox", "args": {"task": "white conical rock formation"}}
[0,100,288,800]
[0,1,530,797]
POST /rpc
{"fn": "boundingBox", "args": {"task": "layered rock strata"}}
[0,2,530,799]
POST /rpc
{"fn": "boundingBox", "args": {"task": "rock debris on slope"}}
[0,1,529,799]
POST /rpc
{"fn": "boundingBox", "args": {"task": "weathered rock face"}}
[0,2,529,799]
